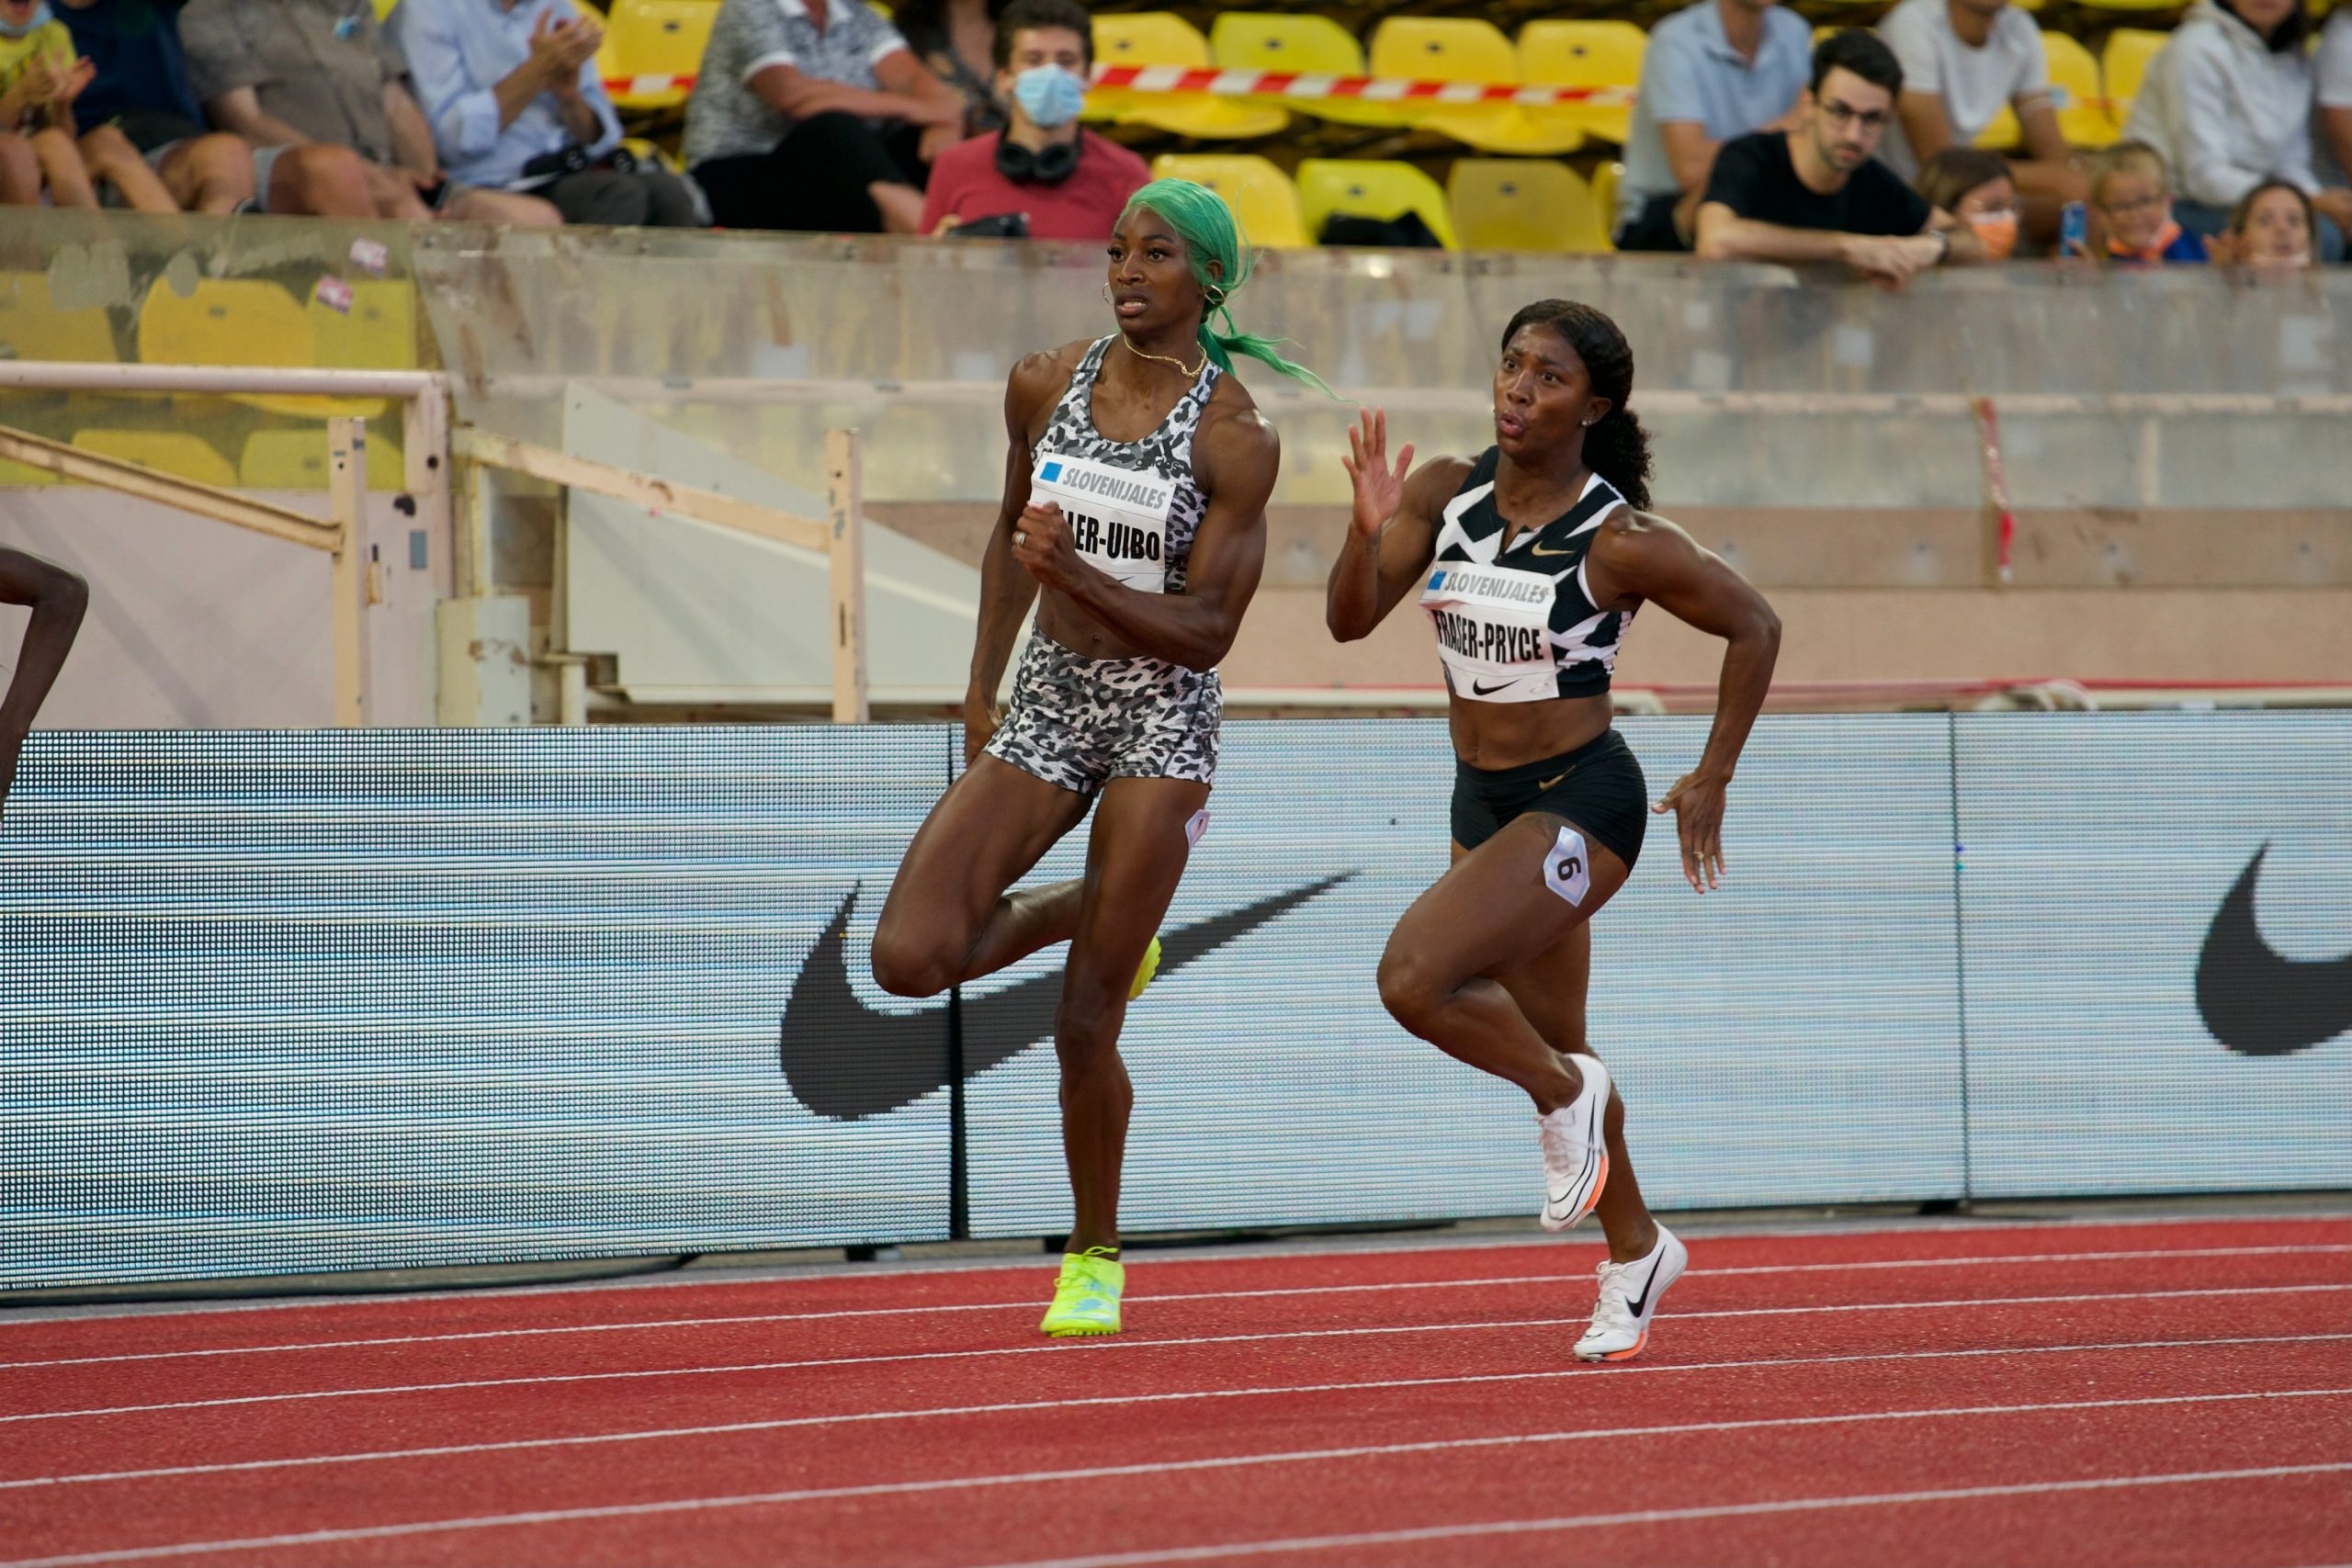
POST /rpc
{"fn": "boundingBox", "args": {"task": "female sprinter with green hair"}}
[867,179,1326,1335]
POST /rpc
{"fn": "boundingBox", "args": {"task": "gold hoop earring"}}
[1101,284,1111,302]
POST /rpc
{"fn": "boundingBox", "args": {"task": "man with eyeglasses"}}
[1695,29,1984,283]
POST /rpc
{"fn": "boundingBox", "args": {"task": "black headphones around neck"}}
[995,133,1082,186]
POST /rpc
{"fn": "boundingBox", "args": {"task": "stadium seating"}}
[599,0,718,117]
[138,279,388,421]
[239,429,406,491]
[2042,32,2116,149]
[0,273,117,363]
[1295,158,1459,249]
[1367,18,1580,155]
[71,429,238,489]
[1518,21,1645,151]
[1089,13,1288,141]
[1207,13,1393,130]
[2100,29,2167,130]
[1148,155,1311,249]
[1447,158,1610,253]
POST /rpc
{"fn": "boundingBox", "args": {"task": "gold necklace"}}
[1122,335,1205,378]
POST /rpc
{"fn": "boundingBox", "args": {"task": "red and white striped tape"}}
[604,65,1635,105]
[1088,64,1634,107]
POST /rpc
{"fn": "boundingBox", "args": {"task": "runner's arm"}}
[967,353,1065,722]
[1018,403,1278,672]
[1327,431,1462,642]
[1585,512,1779,890]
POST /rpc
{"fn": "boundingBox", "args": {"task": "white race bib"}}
[1420,562,1558,703]
[1031,453,1175,594]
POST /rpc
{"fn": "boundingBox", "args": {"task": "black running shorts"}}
[1450,728,1647,870]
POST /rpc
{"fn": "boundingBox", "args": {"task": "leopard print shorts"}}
[983,632,1220,795]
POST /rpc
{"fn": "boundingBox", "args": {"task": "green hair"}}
[1118,178,1333,397]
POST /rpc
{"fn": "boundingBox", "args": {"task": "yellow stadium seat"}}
[1518,21,1645,150]
[138,278,385,420]
[373,0,397,18]
[2074,0,2179,12]
[73,430,238,490]
[2041,31,2116,149]
[1368,18,1579,156]
[311,280,418,370]
[1975,105,2022,151]
[1589,159,1623,249]
[1447,159,1609,253]
[2101,29,2167,130]
[1089,13,1287,141]
[239,428,405,491]
[1149,154,1310,249]
[1295,158,1459,249]
[599,0,718,115]
[0,457,58,488]
[0,272,118,362]
[1208,13,1394,129]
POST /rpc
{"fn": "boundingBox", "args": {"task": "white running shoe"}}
[1576,1224,1688,1363]
[1537,1054,1611,1232]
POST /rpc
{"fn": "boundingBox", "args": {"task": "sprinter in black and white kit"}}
[869,179,1328,1340]
[1328,299,1781,1363]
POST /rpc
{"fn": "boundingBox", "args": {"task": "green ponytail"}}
[1118,178,1335,397]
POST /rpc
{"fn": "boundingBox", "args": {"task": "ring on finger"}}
[1013,530,1026,547]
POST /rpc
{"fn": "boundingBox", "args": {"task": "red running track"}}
[0,1215,2346,1566]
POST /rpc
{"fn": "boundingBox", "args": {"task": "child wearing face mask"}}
[1916,146,2019,259]
[2089,141,2208,265]
[0,0,102,205]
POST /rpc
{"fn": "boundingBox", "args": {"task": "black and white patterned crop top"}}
[1418,448,1634,703]
[1028,336,1222,596]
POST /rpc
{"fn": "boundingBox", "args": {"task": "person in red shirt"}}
[920,0,1147,242]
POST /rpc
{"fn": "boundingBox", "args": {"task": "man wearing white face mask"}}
[919,0,1146,240]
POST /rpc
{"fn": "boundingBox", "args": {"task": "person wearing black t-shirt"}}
[1696,30,1982,283]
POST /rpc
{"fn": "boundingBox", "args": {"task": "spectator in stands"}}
[397,0,703,228]
[1915,145,2018,258]
[1694,31,1984,282]
[2123,0,2350,262]
[918,0,1147,242]
[55,0,371,216]
[1614,0,1812,252]
[682,0,966,234]
[0,0,103,206]
[2086,140,2205,265]
[2318,5,2351,189]
[2209,177,2318,270]
[1876,0,2087,249]
[895,0,1006,137]
[179,0,557,225]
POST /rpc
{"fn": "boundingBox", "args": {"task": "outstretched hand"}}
[1339,408,1412,541]
[1654,769,1729,894]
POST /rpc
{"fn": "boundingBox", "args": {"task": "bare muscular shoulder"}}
[1194,374,1279,501]
[1004,339,1097,441]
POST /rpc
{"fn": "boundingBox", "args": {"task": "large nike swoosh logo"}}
[1624,1260,1660,1319]
[2196,844,2352,1057]
[779,873,1357,1119]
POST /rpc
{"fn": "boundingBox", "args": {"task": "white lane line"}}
[9,1244,2345,1372]
[6,1393,2347,1567]
[6,1333,2345,1494]
[7,1284,2347,1427]
[994,1462,2352,1568]
[10,1218,2345,1327]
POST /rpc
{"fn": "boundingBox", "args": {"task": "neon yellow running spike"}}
[1040,1247,1125,1337]
[1128,936,1161,1002]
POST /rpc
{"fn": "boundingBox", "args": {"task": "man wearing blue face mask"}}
[918,0,1146,240]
